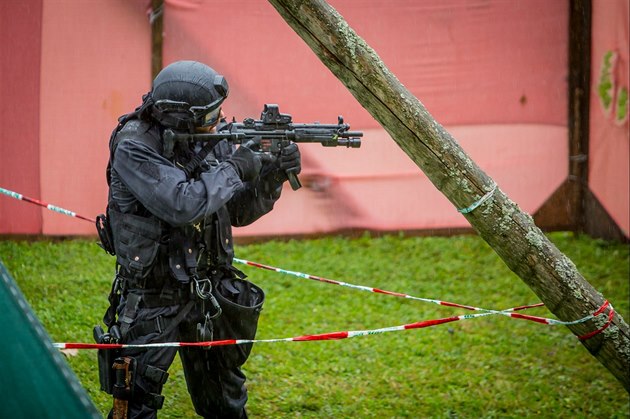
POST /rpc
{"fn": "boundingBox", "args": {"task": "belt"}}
[139,287,192,308]
[125,300,195,342]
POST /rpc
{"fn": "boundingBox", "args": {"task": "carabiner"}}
[194,277,213,300]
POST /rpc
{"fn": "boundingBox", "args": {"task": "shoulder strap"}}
[181,139,223,178]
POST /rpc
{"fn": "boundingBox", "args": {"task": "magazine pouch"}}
[109,209,162,279]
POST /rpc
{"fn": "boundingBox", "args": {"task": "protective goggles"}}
[154,96,225,127]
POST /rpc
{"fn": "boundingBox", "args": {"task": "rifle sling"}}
[182,138,222,178]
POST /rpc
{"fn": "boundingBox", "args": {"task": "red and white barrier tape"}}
[52,311,497,350]
[54,299,613,350]
[1,185,614,347]
[234,258,608,327]
[0,187,95,223]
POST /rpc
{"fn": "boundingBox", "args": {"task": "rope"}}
[578,301,616,341]
[458,183,497,214]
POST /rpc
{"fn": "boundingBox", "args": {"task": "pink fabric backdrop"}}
[0,0,43,234]
[3,0,626,239]
[164,0,568,236]
[164,0,568,127]
[36,0,152,235]
[589,0,629,236]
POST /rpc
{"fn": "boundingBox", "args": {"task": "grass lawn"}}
[0,232,628,417]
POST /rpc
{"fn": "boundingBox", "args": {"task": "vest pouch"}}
[168,228,199,284]
[205,207,234,267]
[109,209,162,279]
[96,213,115,256]
[217,216,234,261]
[211,277,265,368]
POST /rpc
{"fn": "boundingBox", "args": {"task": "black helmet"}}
[150,60,229,131]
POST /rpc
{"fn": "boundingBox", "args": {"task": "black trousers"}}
[111,277,263,419]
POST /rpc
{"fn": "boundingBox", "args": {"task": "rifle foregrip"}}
[287,171,302,190]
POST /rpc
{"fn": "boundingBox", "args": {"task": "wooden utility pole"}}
[150,0,164,79]
[568,0,591,234]
[267,0,629,391]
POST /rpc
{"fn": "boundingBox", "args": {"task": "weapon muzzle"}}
[337,138,362,148]
[336,130,362,148]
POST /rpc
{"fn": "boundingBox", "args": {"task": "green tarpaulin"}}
[0,259,100,418]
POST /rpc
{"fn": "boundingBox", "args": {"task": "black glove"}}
[279,143,301,176]
[228,146,262,183]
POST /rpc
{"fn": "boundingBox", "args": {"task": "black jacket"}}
[108,119,283,283]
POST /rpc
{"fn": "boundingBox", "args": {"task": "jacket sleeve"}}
[112,138,243,226]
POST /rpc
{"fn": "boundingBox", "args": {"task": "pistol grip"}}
[287,171,302,190]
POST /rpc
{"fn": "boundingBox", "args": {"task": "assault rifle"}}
[163,104,363,190]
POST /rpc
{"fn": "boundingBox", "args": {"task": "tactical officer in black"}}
[97,60,301,418]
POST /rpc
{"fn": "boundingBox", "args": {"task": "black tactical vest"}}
[105,117,234,285]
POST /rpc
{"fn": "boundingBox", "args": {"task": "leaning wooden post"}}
[268,0,629,391]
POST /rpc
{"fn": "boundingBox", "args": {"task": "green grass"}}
[0,232,628,417]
